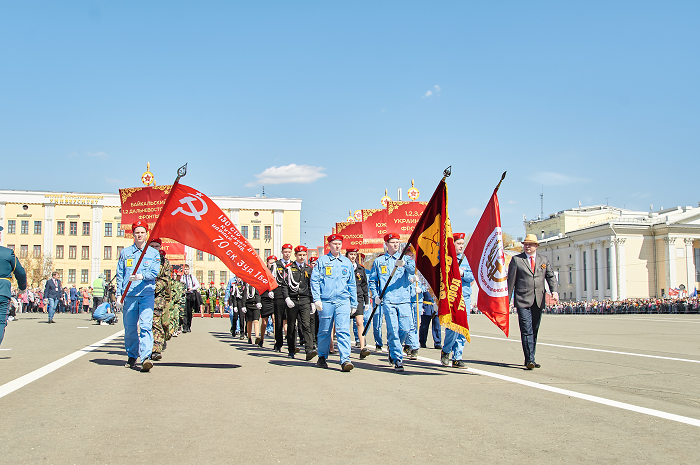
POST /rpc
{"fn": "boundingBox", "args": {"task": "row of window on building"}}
[5,220,125,237]
[240,225,272,241]
[5,244,125,260]
[43,269,112,285]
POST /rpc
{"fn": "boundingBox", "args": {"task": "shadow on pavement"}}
[89,358,240,369]
[463,359,526,370]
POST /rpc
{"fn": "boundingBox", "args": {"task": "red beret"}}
[159,249,166,256]
[220,282,225,285]
[132,220,148,232]
[327,234,343,243]
[267,255,278,261]
[149,238,162,245]
[309,257,318,263]
[384,232,401,242]
[210,281,214,284]
[346,247,359,253]
[294,245,308,253]
[454,233,466,240]
[282,243,293,251]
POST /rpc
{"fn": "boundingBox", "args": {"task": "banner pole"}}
[120,164,187,304]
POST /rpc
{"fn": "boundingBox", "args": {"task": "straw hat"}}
[522,234,539,245]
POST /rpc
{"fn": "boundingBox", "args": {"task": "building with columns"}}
[0,190,301,287]
[525,204,700,301]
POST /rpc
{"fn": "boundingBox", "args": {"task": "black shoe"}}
[305,349,318,361]
[341,361,354,372]
[394,361,404,372]
[257,338,264,348]
[534,363,541,368]
[375,345,383,352]
[434,344,442,350]
[440,351,450,367]
[288,352,295,359]
[152,352,162,361]
[403,345,411,356]
[125,357,137,368]
[387,355,395,366]
[452,360,467,369]
[409,349,418,360]
[141,359,153,372]
[526,362,535,370]
[247,338,252,344]
[274,346,282,353]
[255,337,262,345]
[316,356,328,369]
[420,344,427,349]
[360,348,371,359]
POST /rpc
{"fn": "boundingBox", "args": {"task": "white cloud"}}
[87,151,109,160]
[424,90,433,97]
[528,171,590,186]
[465,207,481,217]
[246,164,327,187]
[423,85,441,98]
[434,85,441,92]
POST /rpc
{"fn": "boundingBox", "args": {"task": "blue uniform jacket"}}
[224,275,238,304]
[368,252,416,305]
[418,282,437,316]
[0,246,27,298]
[310,253,358,307]
[458,253,475,300]
[116,244,160,297]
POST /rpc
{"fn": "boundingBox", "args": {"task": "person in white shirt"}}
[180,264,200,333]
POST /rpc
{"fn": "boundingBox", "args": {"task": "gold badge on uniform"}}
[126,258,134,267]
[325,266,332,276]
[381,266,387,274]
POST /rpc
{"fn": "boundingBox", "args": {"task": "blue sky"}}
[1,1,698,246]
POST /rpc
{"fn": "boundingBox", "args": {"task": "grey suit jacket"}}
[507,253,558,310]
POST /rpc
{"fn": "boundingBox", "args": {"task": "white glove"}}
[350,308,357,317]
[365,300,370,307]
[408,275,417,283]
[375,296,382,305]
[312,301,323,314]
[256,302,262,309]
[116,294,122,303]
[285,297,295,308]
[242,307,247,313]
[395,259,404,267]
[129,273,144,282]
[268,291,274,299]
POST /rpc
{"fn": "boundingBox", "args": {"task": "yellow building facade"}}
[0,190,301,287]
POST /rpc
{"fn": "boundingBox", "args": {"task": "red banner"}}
[323,236,330,255]
[465,188,509,337]
[149,183,277,293]
[361,209,387,244]
[119,186,172,231]
[161,238,186,265]
[387,201,428,241]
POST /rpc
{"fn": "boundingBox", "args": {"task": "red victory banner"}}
[336,221,363,251]
[406,176,469,339]
[161,238,186,265]
[387,201,428,241]
[119,186,172,231]
[361,209,387,244]
[149,182,277,294]
[323,236,331,255]
[465,172,509,337]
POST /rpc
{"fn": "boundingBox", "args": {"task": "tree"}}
[19,252,53,288]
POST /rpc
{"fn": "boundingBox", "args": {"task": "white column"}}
[43,203,54,259]
[585,243,595,301]
[91,206,103,282]
[596,240,605,301]
[273,209,283,256]
[0,201,5,246]
[185,246,194,268]
[574,244,583,300]
[618,238,627,299]
[664,236,677,294]
[609,238,618,301]
[685,238,695,291]
[228,208,240,229]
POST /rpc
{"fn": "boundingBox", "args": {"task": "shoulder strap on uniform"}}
[13,256,17,272]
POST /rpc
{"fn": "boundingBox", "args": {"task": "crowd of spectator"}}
[9,285,100,317]
[543,297,700,315]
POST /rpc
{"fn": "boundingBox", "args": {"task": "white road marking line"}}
[415,354,700,428]
[470,334,700,364]
[0,349,11,351]
[0,330,124,400]
[77,327,89,329]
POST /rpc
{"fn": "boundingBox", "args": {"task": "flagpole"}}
[120,164,188,304]
[362,166,452,336]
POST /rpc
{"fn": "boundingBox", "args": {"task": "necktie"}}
[530,256,535,272]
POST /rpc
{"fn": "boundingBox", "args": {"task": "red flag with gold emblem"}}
[406,179,469,339]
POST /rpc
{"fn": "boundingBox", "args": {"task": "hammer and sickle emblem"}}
[171,193,208,220]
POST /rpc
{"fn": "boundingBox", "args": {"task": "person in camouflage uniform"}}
[149,239,172,360]
[169,269,184,337]
[218,282,227,315]
[204,282,216,316]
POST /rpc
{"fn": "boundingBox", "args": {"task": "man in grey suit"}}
[507,234,559,369]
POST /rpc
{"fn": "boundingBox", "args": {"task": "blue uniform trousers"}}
[317,300,351,364]
[47,298,59,322]
[383,303,411,363]
[97,313,116,324]
[123,295,154,361]
[404,302,420,350]
[419,314,441,346]
[443,298,470,360]
[371,307,383,347]
[0,296,8,346]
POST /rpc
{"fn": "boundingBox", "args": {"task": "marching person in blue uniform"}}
[310,234,358,372]
[440,232,474,369]
[116,221,161,372]
[1,225,27,347]
[403,248,421,360]
[418,281,441,349]
[224,274,239,336]
[368,232,416,372]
